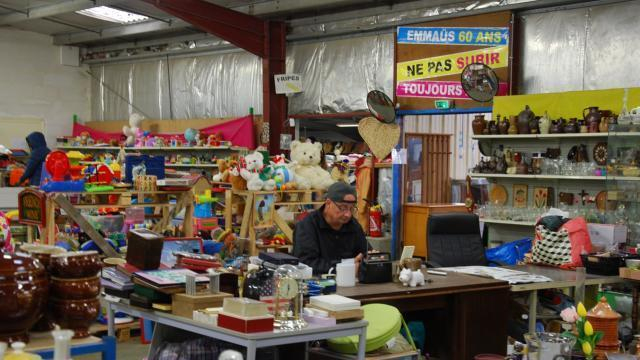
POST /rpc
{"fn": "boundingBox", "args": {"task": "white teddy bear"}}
[290,140,335,190]
[240,151,276,191]
[399,268,425,287]
[122,113,143,147]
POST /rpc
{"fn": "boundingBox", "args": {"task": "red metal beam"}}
[263,21,287,154]
[143,0,265,57]
[144,0,287,153]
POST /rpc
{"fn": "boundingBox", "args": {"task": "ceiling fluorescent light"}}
[336,123,359,128]
[77,6,149,24]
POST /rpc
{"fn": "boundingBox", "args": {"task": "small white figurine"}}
[399,268,425,287]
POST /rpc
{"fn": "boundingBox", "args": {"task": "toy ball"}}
[184,128,198,143]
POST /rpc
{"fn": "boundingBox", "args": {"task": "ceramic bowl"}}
[49,297,100,339]
[49,251,101,278]
[50,276,101,300]
[103,257,126,267]
[19,244,67,269]
[0,252,49,343]
[626,259,640,270]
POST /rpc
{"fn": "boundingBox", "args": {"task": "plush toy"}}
[212,159,231,182]
[122,113,143,147]
[155,137,166,147]
[229,165,247,191]
[240,151,276,191]
[399,268,425,287]
[290,140,335,190]
[331,159,350,183]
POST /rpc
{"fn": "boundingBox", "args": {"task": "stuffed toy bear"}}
[228,162,247,190]
[290,140,335,190]
[212,159,231,182]
[240,151,276,191]
[122,113,143,147]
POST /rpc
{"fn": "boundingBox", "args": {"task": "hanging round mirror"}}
[366,90,396,124]
[460,63,499,102]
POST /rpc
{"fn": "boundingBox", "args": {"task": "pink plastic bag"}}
[560,217,592,268]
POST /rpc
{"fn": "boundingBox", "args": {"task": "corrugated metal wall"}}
[518,0,640,94]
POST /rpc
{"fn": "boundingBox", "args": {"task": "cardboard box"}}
[587,223,627,249]
[620,267,640,280]
[171,292,232,318]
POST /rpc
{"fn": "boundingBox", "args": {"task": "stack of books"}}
[101,266,134,301]
[130,268,209,311]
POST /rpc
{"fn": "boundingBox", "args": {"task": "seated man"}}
[293,182,369,275]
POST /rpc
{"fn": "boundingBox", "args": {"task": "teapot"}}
[524,332,575,360]
[517,105,534,134]
[564,118,579,133]
[550,119,564,134]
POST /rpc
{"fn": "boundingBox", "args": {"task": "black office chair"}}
[426,213,502,268]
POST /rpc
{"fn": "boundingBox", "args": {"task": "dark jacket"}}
[19,132,50,186]
[293,205,369,275]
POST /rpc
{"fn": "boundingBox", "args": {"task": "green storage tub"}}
[327,303,402,354]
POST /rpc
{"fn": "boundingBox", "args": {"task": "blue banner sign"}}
[397,27,509,46]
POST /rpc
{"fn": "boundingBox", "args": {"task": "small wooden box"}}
[171,292,232,319]
[620,267,640,280]
[126,228,164,270]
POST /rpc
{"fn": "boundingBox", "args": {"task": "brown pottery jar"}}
[0,252,49,343]
[49,251,102,278]
[50,297,101,339]
[472,115,486,135]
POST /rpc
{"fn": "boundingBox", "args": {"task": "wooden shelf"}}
[165,163,219,168]
[480,218,536,226]
[57,145,238,151]
[469,173,606,180]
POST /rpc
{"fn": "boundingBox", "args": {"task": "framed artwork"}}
[253,193,275,228]
[513,184,528,208]
[533,187,549,208]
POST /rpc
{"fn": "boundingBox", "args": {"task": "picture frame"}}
[253,193,275,228]
[533,187,548,208]
[513,184,528,208]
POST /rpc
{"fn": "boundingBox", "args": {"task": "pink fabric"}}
[72,115,255,148]
[560,217,592,268]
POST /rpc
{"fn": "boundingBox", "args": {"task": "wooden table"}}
[337,270,511,359]
[507,265,624,334]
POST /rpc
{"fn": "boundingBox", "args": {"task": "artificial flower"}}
[560,306,579,323]
[577,302,587,318]
[582,341,592,355]
[584,320,593,336]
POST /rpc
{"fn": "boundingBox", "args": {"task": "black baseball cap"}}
[326,182,357,203]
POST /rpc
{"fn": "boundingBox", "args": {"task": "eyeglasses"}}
[331,200,357,214]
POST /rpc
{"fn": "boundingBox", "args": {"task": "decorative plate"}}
[595,191,607,211]
[479,140,492,156]
[489,184,507,205]
[593,142,608,166]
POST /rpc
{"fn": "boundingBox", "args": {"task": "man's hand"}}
[354,253,364,277]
